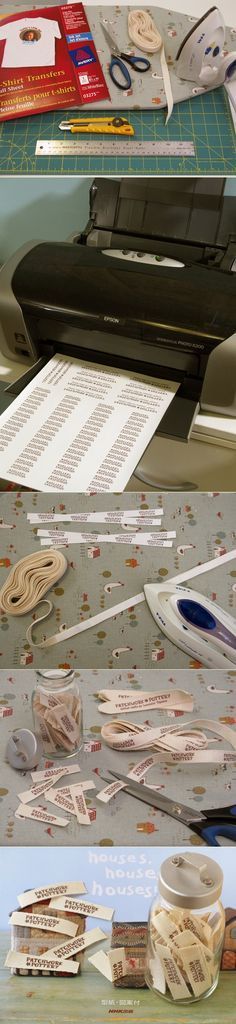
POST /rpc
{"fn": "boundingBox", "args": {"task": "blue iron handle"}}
[121,53,151,73]
[109,55,132,91]
[200,823,236,846]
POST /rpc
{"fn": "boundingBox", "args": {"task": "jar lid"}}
[159,853,223,909]
[6,729,42,770]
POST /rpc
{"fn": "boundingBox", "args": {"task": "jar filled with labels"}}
[32,670,83,759]
[145,853,225,1004]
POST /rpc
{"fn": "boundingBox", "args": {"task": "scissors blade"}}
[101,22,119,54]
[100,770,206,825]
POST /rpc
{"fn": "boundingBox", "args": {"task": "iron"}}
[176,6,236,110]
[144,582,236,667]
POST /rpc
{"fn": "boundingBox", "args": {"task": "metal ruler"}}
[35,139,195,157]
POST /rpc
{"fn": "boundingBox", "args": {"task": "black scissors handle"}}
[193,804,236,846]
[109,52,150,91]
[120,52,151,73]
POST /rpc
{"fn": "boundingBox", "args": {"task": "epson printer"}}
[0,177,236,444]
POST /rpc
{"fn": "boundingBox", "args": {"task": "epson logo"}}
[104,316,120,323]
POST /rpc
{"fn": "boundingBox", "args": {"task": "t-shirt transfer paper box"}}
[0,2,110,120]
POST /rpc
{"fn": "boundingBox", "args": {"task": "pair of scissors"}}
[101,769,236,846]
[101,22,151,91]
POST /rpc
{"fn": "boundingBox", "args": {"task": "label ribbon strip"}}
[25,549,236,649]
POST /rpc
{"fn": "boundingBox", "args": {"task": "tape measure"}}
[35,139,195,157]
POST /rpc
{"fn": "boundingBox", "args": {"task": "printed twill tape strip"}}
[27,510,164,522]
[97,688,194,714]
[25,548,236,649]
[38,530,175,546]
[1,546,235,648]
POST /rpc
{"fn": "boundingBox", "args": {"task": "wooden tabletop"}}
[1,933,235,1024]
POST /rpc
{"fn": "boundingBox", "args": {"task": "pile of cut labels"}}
[13,695,236,827]
[6,882,113,977]
[28,507,176,550]
[15,763,98,829]
[5,880,129,983]
[149,903,224,1000]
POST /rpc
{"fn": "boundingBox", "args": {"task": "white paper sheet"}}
[0,354,179,492]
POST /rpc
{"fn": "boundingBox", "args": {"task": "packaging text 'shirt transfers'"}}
[0,2,109,120]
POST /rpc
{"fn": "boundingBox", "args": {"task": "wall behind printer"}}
[0,177,92,264]
[225,180,236,196]
[0,177,235,266]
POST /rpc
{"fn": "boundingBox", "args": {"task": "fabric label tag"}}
[15,804,69,827]
[154,943,190,1000]
[10,910,78,937]
[42,927,106,960]
[49,896,114,920]
[5,950,78,973]
[18,881,87,907]
[96,780,127,803]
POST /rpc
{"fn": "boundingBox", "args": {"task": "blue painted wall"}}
[225,179,236,195]
[0,178,235,265]
[0,178,92,263]
[0,846,234,930]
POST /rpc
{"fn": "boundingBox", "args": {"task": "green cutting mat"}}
[0,86,235,175]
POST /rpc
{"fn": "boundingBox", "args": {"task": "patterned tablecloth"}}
[0,491,236,670]
[0,668,235,847]
[1,2,236,111]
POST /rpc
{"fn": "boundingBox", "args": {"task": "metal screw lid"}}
[158,853,223,909]
[6,729,42,770]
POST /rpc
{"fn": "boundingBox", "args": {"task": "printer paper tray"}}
[4,358,200,444]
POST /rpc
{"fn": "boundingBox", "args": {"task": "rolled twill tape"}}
[0,549,67,615]
[101,717,236,759]
[101,718,207,752]
[128,9,173,121]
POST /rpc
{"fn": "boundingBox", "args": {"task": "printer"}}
[0,177,236,444]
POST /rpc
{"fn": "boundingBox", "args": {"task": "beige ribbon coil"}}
[101,719,207,753]
[101,717,236,758]
[128,9,173,121]
[128,9,165,52]
[0,549,67,616]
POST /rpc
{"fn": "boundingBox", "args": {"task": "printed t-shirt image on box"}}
[0,17,61,67]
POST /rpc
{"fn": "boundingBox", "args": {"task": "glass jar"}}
[32,670,83,759]
[145,853,225,1004]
